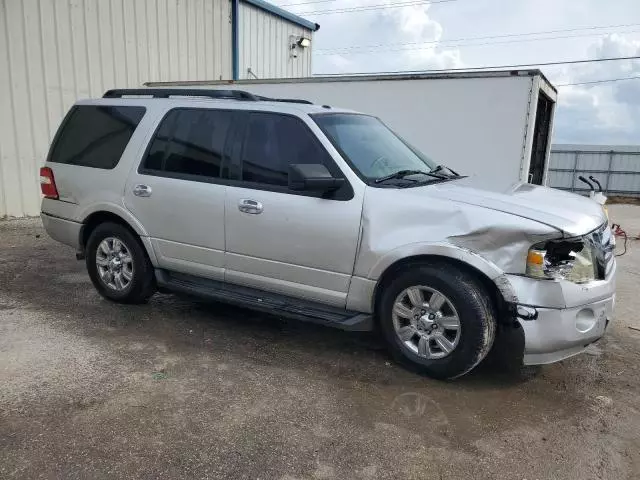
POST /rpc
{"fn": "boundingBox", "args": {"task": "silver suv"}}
[41,88,616,379]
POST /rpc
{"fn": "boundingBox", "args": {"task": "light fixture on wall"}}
[290,36,311,58]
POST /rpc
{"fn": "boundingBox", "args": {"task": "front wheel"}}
[378,263,496,379]
[86,222,156,304]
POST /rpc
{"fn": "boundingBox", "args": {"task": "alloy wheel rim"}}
[392,286,461,359]
[96,237,134,292]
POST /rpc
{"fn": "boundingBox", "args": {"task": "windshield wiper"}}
[374,169,447,184]
[431,164,460,177]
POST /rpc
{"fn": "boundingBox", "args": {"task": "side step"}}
[155,270,373,332]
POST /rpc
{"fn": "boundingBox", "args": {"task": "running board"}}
[155,270,373,332]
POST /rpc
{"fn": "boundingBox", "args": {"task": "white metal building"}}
[0,0,319,218]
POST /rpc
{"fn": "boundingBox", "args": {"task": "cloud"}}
[615,78,640,106]
[311,2,463,74]
[290,0,640,145]
[592,33,640,59]
[592,35,640,106]
[553,34,640,144]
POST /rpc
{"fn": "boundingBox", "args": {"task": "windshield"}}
[312,113,438,181]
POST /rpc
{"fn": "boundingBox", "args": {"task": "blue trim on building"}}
[241,0,320,31]
[232,0,240,80]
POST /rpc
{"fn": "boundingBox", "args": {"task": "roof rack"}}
[102,88,313,105]
[103,88,260,101]
[255,96,313,105]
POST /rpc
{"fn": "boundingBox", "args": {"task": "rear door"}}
[529,91,554,185]
[223,111,363,307]
[124,107,234,280]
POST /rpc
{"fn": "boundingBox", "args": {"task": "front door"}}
[124,107,233,281]
[224,111,363,307]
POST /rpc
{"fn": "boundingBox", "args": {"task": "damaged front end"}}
[452,222,616,366]
[357,182,615,367]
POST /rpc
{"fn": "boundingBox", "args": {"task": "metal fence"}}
[547,145,640,197]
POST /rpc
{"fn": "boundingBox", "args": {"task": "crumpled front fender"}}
[367,242,519,303]
[352,187,563,309]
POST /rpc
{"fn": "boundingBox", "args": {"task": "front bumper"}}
[505,260,616,365]
[518,295,613,365]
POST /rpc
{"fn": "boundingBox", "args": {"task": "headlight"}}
[526,238,597,283]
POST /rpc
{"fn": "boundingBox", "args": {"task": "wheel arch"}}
[371,250,517,323]
[79,208,157,266]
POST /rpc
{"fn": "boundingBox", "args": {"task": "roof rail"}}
[256,96,313,105]
[102,88,313,105]
[103,88,261,101]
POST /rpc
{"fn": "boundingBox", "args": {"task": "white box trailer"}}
[145,70,557,191]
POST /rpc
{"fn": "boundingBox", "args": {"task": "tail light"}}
[40,167,59,199]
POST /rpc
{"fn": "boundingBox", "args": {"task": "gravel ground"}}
[1,205,640,480]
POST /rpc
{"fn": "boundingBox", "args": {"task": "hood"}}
[428,178,606,237]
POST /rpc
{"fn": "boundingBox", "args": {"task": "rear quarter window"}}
[48,105,145,169]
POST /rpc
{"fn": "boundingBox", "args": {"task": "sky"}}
[275,0,640,145]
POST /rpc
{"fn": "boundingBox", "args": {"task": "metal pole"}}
[232,0,240,80]
[604,151,614,194]
[570,151,579,192]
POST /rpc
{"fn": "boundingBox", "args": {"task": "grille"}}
[586,223,615,279]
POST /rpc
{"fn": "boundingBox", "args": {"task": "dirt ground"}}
[1,205,640,480]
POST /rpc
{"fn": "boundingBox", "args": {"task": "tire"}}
[378,263,496,379]
[85,222,156,304]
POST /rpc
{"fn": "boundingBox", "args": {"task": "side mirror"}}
[288,164,345,192]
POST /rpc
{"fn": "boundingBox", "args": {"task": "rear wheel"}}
[379,263,496,379]
[86,222,156,304]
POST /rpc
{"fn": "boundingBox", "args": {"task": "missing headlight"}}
[526,238,597,283]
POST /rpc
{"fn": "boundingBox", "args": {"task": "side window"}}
[144,111,174,171]
[241,112,335,187]
[49,106,145,169]
[142,108,232,179]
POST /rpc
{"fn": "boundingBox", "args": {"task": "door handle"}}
[133,184,152,197]
[238,199,263,214]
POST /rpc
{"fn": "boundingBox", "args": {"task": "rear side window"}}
[142,108,232,179]
[240,112,335,187]
[49,106,145,169]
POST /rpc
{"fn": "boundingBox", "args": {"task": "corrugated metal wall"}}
[238,2,312,80]
[548,145,640,197]
[0,0,233,217]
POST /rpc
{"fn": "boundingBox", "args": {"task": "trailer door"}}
[528,91,554,185]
